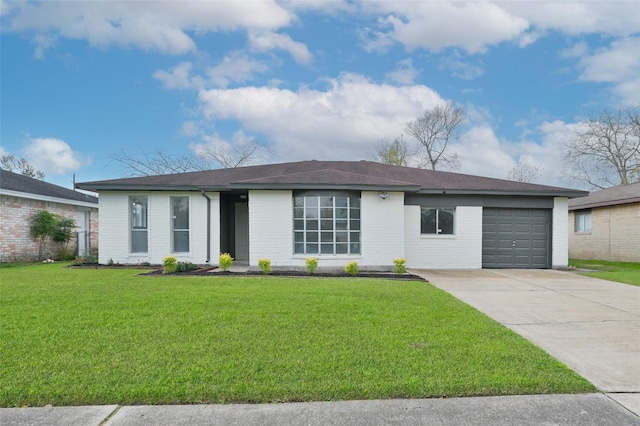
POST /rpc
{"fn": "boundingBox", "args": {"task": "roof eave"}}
[416,189,589,198]
[75,184,231,192]
[569,197,640,210]
[228,183,421,192]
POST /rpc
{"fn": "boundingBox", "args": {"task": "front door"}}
[234,202,249,262]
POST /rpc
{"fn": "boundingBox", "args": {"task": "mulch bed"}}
[143,269,425,281]
[67,264,425,281]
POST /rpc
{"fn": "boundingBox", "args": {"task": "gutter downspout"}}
[200,191,211,263]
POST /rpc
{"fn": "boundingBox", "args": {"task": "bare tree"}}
[406,101,465,171]
[109,148,211,176]
[563,106,640,188]
[109,140,272,176]
[195,139,272,169]
[372,136,410,166]
[507,160,542,183]
[1,154,45,179]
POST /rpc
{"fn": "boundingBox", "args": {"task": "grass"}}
[570,259,640,287]
[0,264,594,407]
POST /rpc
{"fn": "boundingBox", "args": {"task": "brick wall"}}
[0,194,98,262]
[552,197,569,268]
[98,191,218,265]
[569,203,640,262]
[404,205,483,269]
[248,190,406,271]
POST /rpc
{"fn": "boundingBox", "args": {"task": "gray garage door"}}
[482,208,551,268]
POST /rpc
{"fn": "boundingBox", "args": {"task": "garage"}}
[482,208,551,268]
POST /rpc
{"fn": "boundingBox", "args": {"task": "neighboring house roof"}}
[76,160,587,197]
[568,182,640,210]
[0,169,98,206]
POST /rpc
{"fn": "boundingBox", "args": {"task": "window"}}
[172,197,190,252]
[421,208,455,235]
[293,194,360,255]
[131,196,148,252]
[575,210,592,233]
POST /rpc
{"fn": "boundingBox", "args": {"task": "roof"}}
[568,182,640,210]
[76,160,587,198]
[1,169,98,205]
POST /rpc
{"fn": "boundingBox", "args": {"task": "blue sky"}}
[1,1,639,190]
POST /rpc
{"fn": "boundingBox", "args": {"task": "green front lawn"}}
[0,264,594,407]
[570,259,640,287]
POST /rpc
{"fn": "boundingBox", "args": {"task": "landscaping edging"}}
[140,269,425,281]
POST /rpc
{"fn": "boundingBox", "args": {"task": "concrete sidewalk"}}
[2,394,639,425]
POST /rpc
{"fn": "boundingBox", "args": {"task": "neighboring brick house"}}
[0,169,99,262]
[77,160,586,270]
[568,182,640,262]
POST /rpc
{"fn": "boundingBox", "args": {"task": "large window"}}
[421,207,455,235]
[575,210,592,233]
[131,196,148,252]
[172,197,190,253]
[294,194,360,255]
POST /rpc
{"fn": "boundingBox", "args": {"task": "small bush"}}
[163,256,178,274]
[258,258,271,274]
[219,253,234,271]
[107,258,115,266]
[393,258,406,274]
[345,261,359,276]
[306,257,318,274]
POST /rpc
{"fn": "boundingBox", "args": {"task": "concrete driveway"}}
[411,269,640,412]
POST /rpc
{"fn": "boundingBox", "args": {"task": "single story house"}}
[568,182,640,262]
[76,160,587,270]
[1,169,99,262]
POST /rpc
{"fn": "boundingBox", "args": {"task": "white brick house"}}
[76,161,586,270]
[1,169,99,262]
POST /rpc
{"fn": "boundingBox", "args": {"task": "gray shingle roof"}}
[1,169,98,204]
[76,160,586,197]
[568,182,640,210]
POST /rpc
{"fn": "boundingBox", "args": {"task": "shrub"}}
[176,261,198,272]
[345,261,359,276]
[306,257,318,274]
[393,258,406,274]
[107,258,115,266]
[258,258,271,274]
[163,256,178,274]
[219,253,234,271]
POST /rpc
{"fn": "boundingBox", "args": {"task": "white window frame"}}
[574,210,592,233]
[293,194,361,255]
[421,207,456,235]
[130,196,148,253]
[171,196,190,253]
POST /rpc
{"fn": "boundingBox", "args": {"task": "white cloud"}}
[24,137,88,175]
[197,73,444,161]
[206,52,269,88]
[153,62,197,90]
[451,126,514,178]
[5,1,293,56]
[503,1,640,38]
[439,52,485,80]
[577,37,640,105]
[31,34,56,59]
[248,30,312,65]
[560,41,589,59]
[363,2,529,53]
[385,59,418,85]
